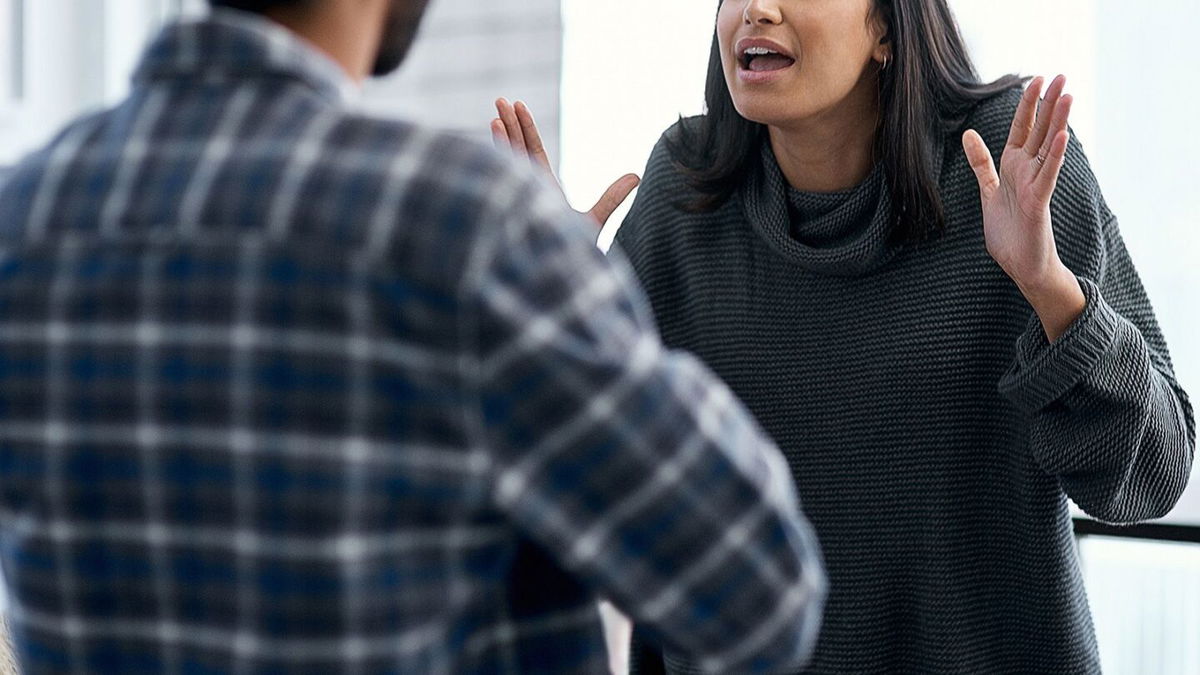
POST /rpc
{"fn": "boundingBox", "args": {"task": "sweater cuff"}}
[998,276,1122,413]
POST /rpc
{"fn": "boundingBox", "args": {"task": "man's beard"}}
[371,0,431,77]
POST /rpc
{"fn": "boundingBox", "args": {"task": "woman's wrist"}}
[1014,261,1087,343]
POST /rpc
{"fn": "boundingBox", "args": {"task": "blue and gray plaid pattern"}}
[0,10,825,674]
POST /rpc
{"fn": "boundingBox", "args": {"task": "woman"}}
[491,0,1195,671]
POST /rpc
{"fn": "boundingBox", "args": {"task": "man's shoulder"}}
[319,112,573,268]
[0,100,556,270]
[0,108,112,230]
[322,113,517,197]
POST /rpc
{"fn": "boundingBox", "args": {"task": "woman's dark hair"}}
[672,0,1025,241]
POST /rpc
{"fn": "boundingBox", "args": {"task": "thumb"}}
[587,174,641,228]
[962,130,999,199]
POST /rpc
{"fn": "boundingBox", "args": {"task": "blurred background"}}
[1,1,1197,673]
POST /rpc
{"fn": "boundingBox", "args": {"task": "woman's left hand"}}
[962,75,1087,342]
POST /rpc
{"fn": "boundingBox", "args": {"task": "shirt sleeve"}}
[461,170,826,673]
[998,137,1195,524]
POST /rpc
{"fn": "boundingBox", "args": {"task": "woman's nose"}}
[744,0,783,25]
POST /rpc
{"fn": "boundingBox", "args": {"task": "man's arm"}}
[461,171,826,673]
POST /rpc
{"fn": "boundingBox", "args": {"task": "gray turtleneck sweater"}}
[618,88,1195,673]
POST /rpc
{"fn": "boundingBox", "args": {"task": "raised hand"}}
[491,98,640,229]
[962,75,1086,342]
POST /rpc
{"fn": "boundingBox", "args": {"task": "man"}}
[0,0,825,672]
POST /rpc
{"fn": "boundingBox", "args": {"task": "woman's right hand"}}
[491,98,640,229]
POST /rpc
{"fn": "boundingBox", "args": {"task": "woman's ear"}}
[868,6,892,61]
[873,31,892,64]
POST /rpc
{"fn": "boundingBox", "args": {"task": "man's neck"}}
[265,2,385,83]
[767,74,880,194]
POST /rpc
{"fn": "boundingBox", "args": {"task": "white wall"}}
[560,0,715,250]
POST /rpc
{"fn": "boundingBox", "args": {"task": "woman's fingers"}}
[1033,130,1071,203]
[514,101,554,176]
[495,98,527,156]
[588,174,641,227]
[490,118,509,151]
[494,96,636,227]
[1025,75,1066,157]
[962,129,999,200]
[494,99,556,177]
[1036,94,1072,168]
[1007,76,1043,151]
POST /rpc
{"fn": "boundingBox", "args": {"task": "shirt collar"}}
[133,8,359,105]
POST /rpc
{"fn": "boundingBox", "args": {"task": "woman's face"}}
[717,0,888,128]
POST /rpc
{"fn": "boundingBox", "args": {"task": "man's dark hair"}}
[208,0,313,14]
[671,0,1026,242]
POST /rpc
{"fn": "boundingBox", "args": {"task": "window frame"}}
[1,0,24,104]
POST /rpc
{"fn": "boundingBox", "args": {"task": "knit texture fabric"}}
[785,163,876,248]
[618,88,1195,674]
[746,143,900,277]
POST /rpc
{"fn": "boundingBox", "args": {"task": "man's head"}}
[208,0,430,77]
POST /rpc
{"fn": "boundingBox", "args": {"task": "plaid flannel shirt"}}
[0,10,824,674]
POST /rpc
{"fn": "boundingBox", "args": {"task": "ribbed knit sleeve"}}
[998,139,1196,525]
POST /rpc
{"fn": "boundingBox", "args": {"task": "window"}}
[0,0,165,164]
[0,0,561,166]
[0,0,23,103]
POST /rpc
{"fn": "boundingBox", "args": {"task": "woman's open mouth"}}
[740,47,796,72]
[735,38,797,83]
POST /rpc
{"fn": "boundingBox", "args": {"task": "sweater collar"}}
[132,9,357,105]
[741,135,945,277]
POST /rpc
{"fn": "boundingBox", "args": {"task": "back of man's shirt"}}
[0,10,825,674]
